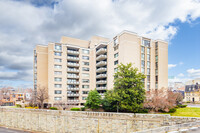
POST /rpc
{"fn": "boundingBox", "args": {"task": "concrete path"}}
[186,103,200,108]
[0,127,30,133]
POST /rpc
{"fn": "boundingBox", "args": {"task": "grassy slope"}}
[164,107,200,117]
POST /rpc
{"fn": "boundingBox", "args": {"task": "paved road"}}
[0,127,30,133]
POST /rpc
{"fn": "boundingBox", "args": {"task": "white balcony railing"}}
[67,62,79,67]
[96,61,107,67]
[96,80,107,84]
[67,68,79,73]
[96,74,107,78]
[67,50,79,55]
[96,87,107,90]
[67,81,79,84]
[67,75,79,78]
[96,48,107,55]
[96,55,107,61]
[96,68,107,73]
[67,88,79,90]
[67,56,79,61]
[67,93,79,97]
[67,99,79,103]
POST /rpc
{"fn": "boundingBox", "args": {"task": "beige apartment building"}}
[34,30,168,106]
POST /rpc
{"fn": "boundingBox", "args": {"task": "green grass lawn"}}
[163,107,200,117]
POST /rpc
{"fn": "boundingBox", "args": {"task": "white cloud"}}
[179,62,184,65]
[168,64,177,69]
[0,0,200,87]
[187,68,200,78]
[178,73,185,77]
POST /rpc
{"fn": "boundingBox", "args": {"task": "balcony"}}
[96,55,107,61]
[96,68,107,73]
[96,61,107,67]
[96,87,107,90]
[96,48,107,55]
[67,81,79,84]
[67,68,79,73]
[67,50,79,55]
[67,62,79,67]
[67,88,79,91]
[67,93,79,97]
[67,75,79,79]
[96,74,107,79]
[67,56,79,61]
[99,93,104,96]
[67,99,79,103]
[96,80,107,84]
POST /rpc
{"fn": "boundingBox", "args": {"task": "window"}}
[147,68,150,75]
[54,58,62,62]
[82,79,89,83]
[141,60,145,68]
[155,62,158,69]
[54,90,62,94]
[82,67,89,71]
[54,97,62,101]
[82,61,89,66]
[114,53,119,58]
[54,52,62,56]
[141,54,145,60]
[82,85,89,89]
[54,65,62,69]
[155,42,158,49]
[147,48,150,54]
[82,56,89,60]
[54,77,62,82]
[54,71,62,75]
[147,55,150,61]
[82,91,89,94]
[143,39,150,47]
[147,75,150,82]
[141,46,145,53]
[54,84,62,88]
[82,97,87,100]
[141,68,145,74]
[82,73,89,77]
[147,61,150,68]
[114,45,119,51]
[114,68,118,72]
[82,49,89,54]
[114,60,118,65]
[55,45,62,51]
[113,37,118,46]
[155,55,158,62]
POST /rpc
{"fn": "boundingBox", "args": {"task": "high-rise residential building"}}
[34,30,168,106]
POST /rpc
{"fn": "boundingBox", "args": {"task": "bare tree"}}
[144,89,180,112]
[35,86,48,109]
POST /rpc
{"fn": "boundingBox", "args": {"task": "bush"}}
[16,104,22,108]
[169,108,177,113]
[49,107,58,110]
[71,108,80,111]
[178,105,187,108]
[138,108,148,113]
[81,107,85,111]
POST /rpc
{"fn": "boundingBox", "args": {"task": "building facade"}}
[184,83,200,103]
[34,30,168,106]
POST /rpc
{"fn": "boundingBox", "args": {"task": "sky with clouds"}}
[0,0,200,88]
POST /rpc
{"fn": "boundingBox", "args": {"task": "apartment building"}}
[34,30,168,106]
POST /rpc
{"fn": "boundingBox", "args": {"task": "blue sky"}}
[0,0,200,88]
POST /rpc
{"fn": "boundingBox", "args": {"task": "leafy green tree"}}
[85,89,101,110]
[102,63,146,112]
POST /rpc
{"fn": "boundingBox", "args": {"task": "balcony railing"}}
[67,56,79,61]
[96,74,107,79]
[67,50,79,55]
[67,88,79,90]
[67,93,79,97]
[67,68,79,73]
[96,61,107,67]
[67,62,79,67]
[96,55,107,61]
[67,99,79,103]
[67,81,79,84]
[96,87,107,90]
[96,68,107,73]
[67,75,79,78]
[96,80,107,84]
[96,48,107,55]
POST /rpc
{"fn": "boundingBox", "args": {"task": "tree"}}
[35,86,48,109]
[85,89,101,110]
[102,63,146,112]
